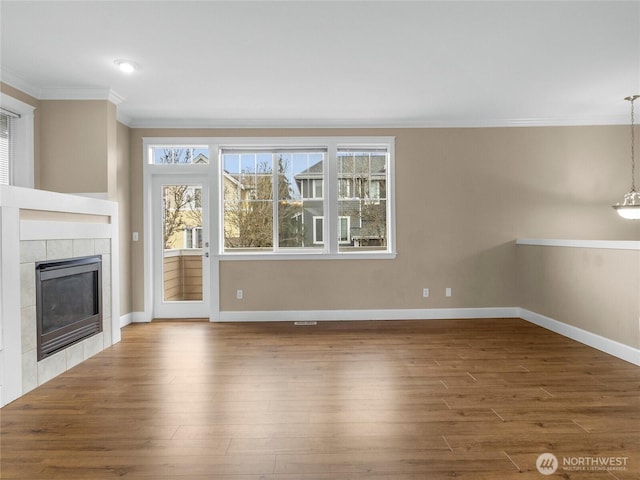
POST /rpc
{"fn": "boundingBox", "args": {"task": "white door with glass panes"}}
[152,175,210,318]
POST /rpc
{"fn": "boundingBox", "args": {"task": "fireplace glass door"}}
[36,256,102,360]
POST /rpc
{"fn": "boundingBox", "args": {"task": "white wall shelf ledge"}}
[516,238,640,250]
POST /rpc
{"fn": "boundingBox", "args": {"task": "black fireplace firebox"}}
[36,255,102,360]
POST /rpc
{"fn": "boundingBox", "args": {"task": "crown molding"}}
[108,90,125,105]
[116,110,133,127]
[126,114,630,129]
[0,67,43,99]
[1,67,630,129]
[39,87,125,105]
[0,68,126,106]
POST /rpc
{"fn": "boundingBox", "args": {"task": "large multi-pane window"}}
[337,148,388,252]
[222,149,326,251]
[146,137,394,257]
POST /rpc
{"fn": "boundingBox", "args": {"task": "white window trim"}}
[312,179,323,199]
[182,228,189,249]
[313,216,324,245]
[183,226,203,249]
[0,93,35,188]
[143,136,396,261]
[193,226,203,248]
[338,216,351,244]
[338,178,352,199]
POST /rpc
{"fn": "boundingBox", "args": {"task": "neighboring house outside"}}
[192,153,208,165]
[161,149,257,250]
[295,152,387,249]
[292,160,324,248]
[164,172,249,250]
[163,150,387,251]
[163,184,203,250]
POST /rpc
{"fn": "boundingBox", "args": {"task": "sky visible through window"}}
[223,152,324,200]
[151,147,209,164]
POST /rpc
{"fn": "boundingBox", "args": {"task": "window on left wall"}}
[0,108,18,185]
[0,93,35,188]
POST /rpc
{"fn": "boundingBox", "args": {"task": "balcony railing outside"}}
[163,249,203,301]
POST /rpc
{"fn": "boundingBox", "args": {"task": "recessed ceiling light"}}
[114,59,138,73]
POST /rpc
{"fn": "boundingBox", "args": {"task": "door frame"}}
[142,139,221,322]
[151,174,211,318]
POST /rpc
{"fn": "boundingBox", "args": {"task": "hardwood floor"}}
[1,318,638,479]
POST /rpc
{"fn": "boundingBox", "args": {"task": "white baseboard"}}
[132,311,152,323]
[218,307,520,323]
[519,308,640,366]
[120,313,133,328]
[133,306,639,366]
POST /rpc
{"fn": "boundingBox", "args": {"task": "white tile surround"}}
[0,186,120,406]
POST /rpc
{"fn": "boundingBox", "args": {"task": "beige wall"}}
[107,103,118,201]
[3,80,638,342]
[518,245,640,348]
[129,126,639,314]
[2,86,133,317]
[117,121,132,316]
[0,82,39,108]
[39,100,112,194]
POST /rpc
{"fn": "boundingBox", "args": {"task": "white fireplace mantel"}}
[0,185,120,407]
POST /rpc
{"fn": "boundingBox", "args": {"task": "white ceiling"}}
[1,1,639,128]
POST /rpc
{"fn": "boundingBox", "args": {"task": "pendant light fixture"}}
[613,95,640,219]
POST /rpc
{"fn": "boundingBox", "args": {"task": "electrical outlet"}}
[132,232,139,241]
[445,287,452,297]
[236,289,243,300]
[423,288,429,298]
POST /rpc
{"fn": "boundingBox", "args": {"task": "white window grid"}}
[143,136,396,259]
[313,216,324,245]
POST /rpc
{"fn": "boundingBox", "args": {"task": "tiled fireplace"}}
[0,186,120,406]
[20,238,113,393]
